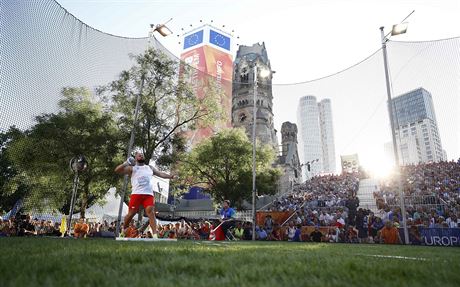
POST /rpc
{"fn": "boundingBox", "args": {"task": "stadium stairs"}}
[356,178,380,214]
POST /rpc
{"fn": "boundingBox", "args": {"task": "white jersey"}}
[131,165,154,195]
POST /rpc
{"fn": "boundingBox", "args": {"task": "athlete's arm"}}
[150,166,175,179]
[114,162,133,175]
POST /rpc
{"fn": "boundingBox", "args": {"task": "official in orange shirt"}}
[379,220,402,244]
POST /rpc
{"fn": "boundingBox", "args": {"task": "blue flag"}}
[209,29,230,51]
[183,30,204,49]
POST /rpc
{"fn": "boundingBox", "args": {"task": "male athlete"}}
[115,151,174,237]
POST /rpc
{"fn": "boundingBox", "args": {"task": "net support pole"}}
[115,75,145,237]
[380,27,409,245]
[67,171,79,236]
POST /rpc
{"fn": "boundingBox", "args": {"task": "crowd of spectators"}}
[0,214,62,237]
[2,160,459,244]
[270,173,360,211]
[374,159,460,227]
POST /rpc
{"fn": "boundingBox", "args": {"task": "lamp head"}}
[155,24,173,37]
[391,22,408,36]
[259,68,271,78]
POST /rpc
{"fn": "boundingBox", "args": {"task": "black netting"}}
[1,0,459,239]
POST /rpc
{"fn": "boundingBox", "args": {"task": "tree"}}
[7,87,123,217]
[98,48,223,168]
[0,127,29,214]
[177,128,281,208]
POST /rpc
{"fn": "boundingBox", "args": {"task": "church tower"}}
[232,42,277,147]
[278,122,301,194]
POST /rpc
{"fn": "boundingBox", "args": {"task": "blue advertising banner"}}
[421,228,460,246]
[400,227,460,246]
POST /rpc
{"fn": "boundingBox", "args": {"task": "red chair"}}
[209,222,225,241]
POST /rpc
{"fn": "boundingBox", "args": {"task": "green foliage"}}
[5,87,123,216]
[99,48,223,169]
[177,128,281,208]
[0,127,29,214]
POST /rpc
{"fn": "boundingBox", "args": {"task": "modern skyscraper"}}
[390,87,445,164]
[297,96,323,179]
[318,99,336,173]
[232,42,277,147]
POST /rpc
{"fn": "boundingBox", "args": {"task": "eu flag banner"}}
[183,30,204,50]
[209,29,230,51]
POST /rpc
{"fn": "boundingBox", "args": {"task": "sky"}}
[56,0,460,175]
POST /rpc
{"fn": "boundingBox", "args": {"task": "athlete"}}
[115,151,175,237]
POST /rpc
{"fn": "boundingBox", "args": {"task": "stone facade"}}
[277,122,302,194]
[231,42,277,147]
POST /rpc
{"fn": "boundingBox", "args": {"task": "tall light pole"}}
[251,63,270,240]
[115,22,173,237]
[67,155,88,236]
[380,14,412,244]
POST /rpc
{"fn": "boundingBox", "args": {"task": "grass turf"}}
[1,238,459,287]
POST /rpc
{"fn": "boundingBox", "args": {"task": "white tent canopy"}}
[73,187,128,222]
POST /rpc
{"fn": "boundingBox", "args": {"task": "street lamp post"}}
[251,65,258,241]
[67,155,88,236]
[115,22,173,237]
[380,21,410,244]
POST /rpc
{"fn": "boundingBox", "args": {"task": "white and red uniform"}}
[128,165,156,210]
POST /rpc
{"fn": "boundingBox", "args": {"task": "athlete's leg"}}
[145,205,157,235]
[124,195,141,233]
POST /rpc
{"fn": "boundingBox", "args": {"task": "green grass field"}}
[1,238,459,287]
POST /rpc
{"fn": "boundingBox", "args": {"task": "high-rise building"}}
[390,87,445,164]
[232,42,277,147]
[318,99,336,173]
[297,96,323,179]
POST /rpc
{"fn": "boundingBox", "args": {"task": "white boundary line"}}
[115,237,177,242]
[357,254,427,261]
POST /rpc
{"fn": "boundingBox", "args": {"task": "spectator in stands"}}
[409,226,422,245]
[345,195,359,226]
[378,221,402,244]
[325,228,339,243]
[256,226,268,240]
[124,220,138,238]
[310,226,323,242]
[73,218,89,238]
[291,224,302,242]
[346,226,359,243]
[335,214,345,229]
[355,209,368,243]
[264,215,274,235]
[286,221,297,241]
[199,221,211,240]
[270,223,283,241]
[242,222,252,240]
[233,222,244,240]
[370,217,383,242]
[446,213,459,228]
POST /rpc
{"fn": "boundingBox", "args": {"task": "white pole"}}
[380,27,409,244]
[252,65,258,241]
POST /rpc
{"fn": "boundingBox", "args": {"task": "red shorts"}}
[128,194,155,210]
